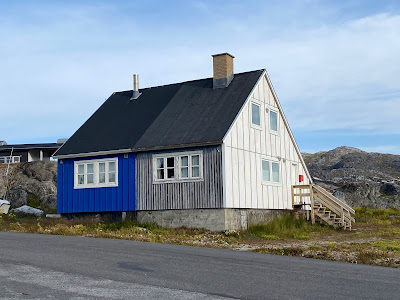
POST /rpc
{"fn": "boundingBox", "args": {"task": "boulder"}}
[12,205,44,217]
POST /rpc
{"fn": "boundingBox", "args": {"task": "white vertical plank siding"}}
[222,73,311,210]
[244,150,252,208]
[224,145,233,208]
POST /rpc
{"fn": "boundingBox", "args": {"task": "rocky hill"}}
[0,161,57,212]
[303,146,400,209]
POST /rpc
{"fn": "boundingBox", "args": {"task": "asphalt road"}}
[0,232,399,299]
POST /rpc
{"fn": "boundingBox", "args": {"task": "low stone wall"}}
[136,208,290,231]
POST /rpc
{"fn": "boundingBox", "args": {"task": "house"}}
[0,141,64,164]
[53,53,354,231]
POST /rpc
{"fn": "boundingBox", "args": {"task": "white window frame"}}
[0,156,21,164]
[74,157,118,189]
[153,151,203,183]
[266,105,279,135]
[250,100,263,130]
[261,157,281,186]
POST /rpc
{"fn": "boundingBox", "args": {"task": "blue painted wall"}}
[57,153,136,213]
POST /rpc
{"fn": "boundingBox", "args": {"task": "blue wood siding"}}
[57,153,136,213]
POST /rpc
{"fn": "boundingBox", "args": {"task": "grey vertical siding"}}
[136,145,223,210]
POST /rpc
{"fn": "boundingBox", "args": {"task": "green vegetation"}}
[247,215,335,240]
[355,207,400,224]
[27,193,42,209]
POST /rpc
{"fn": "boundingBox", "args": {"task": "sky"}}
[1,0,399,154]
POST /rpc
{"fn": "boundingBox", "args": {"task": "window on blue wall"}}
[99,163,106,183]
[154,151,203,183]
[108,161,116,183]
[87,163,94,184]
[77,164,85,185]
[74,158,118,189]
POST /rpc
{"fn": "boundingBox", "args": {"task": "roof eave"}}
[52,141,223,159]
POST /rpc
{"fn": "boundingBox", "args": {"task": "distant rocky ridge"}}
[302,146,400,209]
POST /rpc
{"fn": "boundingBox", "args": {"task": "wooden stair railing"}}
[291,184,355,230]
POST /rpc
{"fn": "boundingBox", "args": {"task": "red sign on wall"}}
[299,175,304,182]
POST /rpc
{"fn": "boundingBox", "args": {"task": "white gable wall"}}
[222,72,311,209]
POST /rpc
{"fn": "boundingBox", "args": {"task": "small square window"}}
[272,162,280,182]
[181,156,189,178]
[167,157,175,178]
[99,162,106,183]
[87,163,94,184]
[262,160,270,182]
[108,162,116,183]
[251,103,261,126]
[270,110,278,132]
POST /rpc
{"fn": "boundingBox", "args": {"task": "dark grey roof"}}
[54,70,264,157]
[0,143,62,151]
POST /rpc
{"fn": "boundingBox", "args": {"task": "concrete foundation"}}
[136,208,290,231]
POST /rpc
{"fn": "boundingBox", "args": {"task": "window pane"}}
[157,169,164,179]
[251,103,261,126]
[99,173,106,183]
[109,161,116,172]
[157,158,164,168]
[181,156,188,167]
[78,164,84,174]
[167,157,174,168]
[167,168,175,178]
[191,155,199,166]
[262,160,270,181]
[87,174,94,184]
[78,174,84,184]
[87,163,94,173]
[270,111,278,132]
[192,166,200,178]
[272,162,280,182]
[181,167,188,178]
[99,162,105,172]
[109,172,116,183]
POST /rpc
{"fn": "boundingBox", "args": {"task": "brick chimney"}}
[212,53,234,88]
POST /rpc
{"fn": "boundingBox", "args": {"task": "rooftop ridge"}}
[115,69,265,94]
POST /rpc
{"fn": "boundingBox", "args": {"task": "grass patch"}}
[355,207,400,224]
[372,240,400,253]
[247,215,334,240]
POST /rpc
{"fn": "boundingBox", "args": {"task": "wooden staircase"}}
[291,184,355,230]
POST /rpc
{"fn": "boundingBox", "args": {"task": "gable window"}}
[269,109,278,133]
[262,159,280,184]
[153,151,203,183]
[74,158,118,189]
[251,102,261,126]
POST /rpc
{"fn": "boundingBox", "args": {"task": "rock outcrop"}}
[302,146,400,209]
[0,161,57,212]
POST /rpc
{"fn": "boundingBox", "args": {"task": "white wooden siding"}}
[223,72,310,209]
